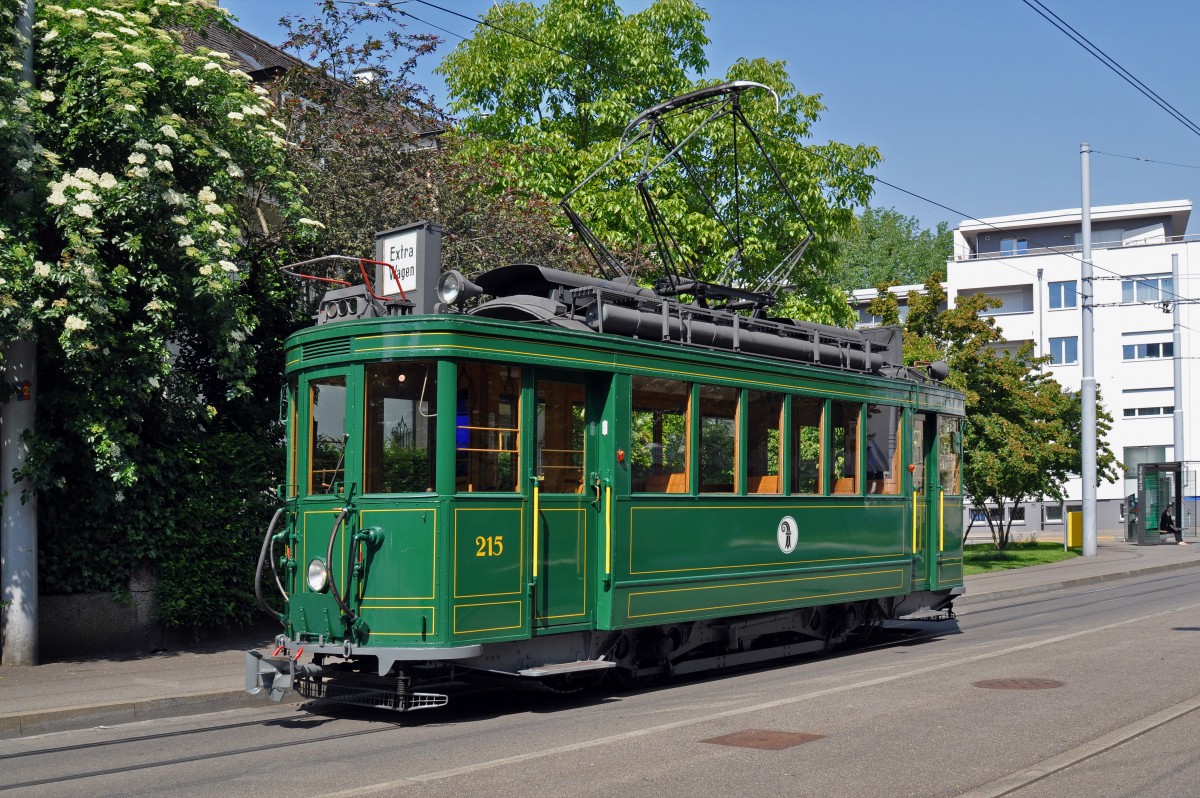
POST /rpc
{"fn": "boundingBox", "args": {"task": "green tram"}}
[248,261,966,711]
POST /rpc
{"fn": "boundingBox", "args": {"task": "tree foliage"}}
[276,0,587,278]
[0,0,318,627]
[870,277,1120,549]
[834,206,951,291]
[438,0,880,324]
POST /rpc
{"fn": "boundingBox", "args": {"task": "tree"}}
[276,1,587,278]
[438,0,881,324]
[870,277,1120,549]
[0,0,317,627]
[833,206,951,291]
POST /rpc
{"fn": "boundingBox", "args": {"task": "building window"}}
[1121,275,1173,304]
[1122,341,1173,360]
[1048,280,1077,309]
[1000,237,1028,256]
[970,506,1002,525]
[1124,406,1174,417]
[1049,336,1078,365]
[1123,445,1168,481]
[989,339,1033,358]
[1044,504,1064,524]
[1009,505,1026,524]
[962,284,1033,315]
[1073,228,1124,248]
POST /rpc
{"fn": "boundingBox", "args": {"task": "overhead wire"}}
[1020,0,1200,139]
[368,0,1200,304]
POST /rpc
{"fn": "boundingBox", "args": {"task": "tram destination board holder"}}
[375,220,443,314]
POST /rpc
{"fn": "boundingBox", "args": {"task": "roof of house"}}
[174,18,308,82]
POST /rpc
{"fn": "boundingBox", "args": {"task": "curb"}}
[958,558,1200,606]
[0,689,302,741]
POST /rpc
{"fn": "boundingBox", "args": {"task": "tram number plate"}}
[476,535,505,557]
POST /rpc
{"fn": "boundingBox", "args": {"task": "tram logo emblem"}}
[777,516,798,554]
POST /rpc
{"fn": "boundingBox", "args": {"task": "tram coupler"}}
[246,648,322,702]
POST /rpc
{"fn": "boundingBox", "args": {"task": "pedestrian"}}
[1160,506,1186,545]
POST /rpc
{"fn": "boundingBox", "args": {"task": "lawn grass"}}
[963,539,1080,575]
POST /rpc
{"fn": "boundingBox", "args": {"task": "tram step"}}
[518,659,617,677]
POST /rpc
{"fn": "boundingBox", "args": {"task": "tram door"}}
[910,412,936,590]
[299,369,358,602]
[530,373,606,631]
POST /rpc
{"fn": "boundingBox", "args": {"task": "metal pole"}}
[1172,252,1184,462]
[1080,143,1097,557]
[2,0,38,666]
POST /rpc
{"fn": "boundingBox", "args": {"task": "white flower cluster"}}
[46,167,118,211]
[64,315,87,332]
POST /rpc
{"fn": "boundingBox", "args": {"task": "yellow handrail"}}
[532,477,540,578]
[605,484,612,575]
[912,490,918,553]
[939,489,945,551]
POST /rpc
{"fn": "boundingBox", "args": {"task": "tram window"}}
[865,404,901,495]
[746,391,783,494]
[830,401,861,495]
[700,384,737,493]
[287,380,298,498]
[791,396,823,494]
[363,362,436,494]
[938,416,962,495]
[631,376,689,493]
[536,379,586,494]
[309,376,348,494]
[456,362,521,493]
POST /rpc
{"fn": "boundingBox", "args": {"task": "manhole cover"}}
[973,678,1065,690]
[701,729,825,750]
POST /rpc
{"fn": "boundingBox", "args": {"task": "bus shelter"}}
[1129,461,1192,545]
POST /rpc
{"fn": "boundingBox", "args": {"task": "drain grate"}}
[973,678,1065,690]
[701,729,825,750]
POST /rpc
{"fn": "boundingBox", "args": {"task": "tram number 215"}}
[475,535,504,557]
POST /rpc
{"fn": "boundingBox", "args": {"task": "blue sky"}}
[220,0,1200,235]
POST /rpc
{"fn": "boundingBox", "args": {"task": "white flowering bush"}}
[0,0,319,624]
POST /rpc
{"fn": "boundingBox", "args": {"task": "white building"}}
[945,200,1197,534]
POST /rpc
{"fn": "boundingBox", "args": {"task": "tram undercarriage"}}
[247,593,956,711]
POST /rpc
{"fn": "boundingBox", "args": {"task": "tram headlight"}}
[436,269,483,306]
[307,558,329,593]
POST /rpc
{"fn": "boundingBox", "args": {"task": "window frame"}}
[1049,336,1079,365]
[1047,280,1078,310]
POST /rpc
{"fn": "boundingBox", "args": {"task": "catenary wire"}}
[349,0,1200,304]
[1020,0,1200,138]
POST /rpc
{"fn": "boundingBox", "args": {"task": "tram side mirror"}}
[436,270,484,307]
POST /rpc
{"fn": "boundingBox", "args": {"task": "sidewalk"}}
[3,539,1199,740]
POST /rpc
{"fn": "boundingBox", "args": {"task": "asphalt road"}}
[4,569,1200,798]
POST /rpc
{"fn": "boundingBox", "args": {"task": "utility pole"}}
[1172,252,1184,508]
[1080,143,1097,557]
[2,0,39,666]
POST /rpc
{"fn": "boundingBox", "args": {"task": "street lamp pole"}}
[1080,143,1097,557]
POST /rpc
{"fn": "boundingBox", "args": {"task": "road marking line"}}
[954,692,1200,798]
[319,601,1200,798]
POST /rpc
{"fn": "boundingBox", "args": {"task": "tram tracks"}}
[0,722,398,792]
[8,581,1197,795]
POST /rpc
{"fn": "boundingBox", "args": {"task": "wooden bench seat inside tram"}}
[748,475,781,494]
[642,473,688,493]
